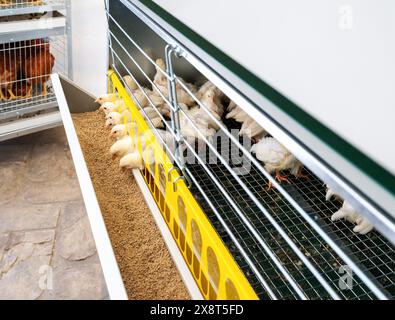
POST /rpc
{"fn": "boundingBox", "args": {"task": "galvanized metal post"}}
[165,44,184,171]
[104,0,115,94]
[65,0,73,80]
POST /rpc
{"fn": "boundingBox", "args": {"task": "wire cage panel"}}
[106,0,395,300]
[0,33,68,120]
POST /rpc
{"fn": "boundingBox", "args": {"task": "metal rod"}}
[165,45,184,171]
[108,29,172,107]
[106,11,171,80]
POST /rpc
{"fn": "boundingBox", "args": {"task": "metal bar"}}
[0,110,61,142]
[106,11,170,81]
[108,29,172,107]
[0,100,57,121]
[165,45,184,170]
[65,0,73,79]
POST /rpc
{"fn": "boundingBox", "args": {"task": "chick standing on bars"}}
[124,75,164,108]
[325,186,374,235]
[251,137,306,189]
[154,58,198,107]
[226,101,267,142]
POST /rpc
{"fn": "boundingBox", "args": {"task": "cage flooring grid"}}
[185,120,395,300]
[0,91,56,119]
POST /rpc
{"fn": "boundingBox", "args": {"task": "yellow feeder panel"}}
[108,70,259,300]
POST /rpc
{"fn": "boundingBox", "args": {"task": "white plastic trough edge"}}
[51,74,128,300]
[132,169,204,300]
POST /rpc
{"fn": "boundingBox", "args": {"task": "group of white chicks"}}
[95,57,373,235]
[228,104,374,235]
[96,95,144,171]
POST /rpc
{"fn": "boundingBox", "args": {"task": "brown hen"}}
[23,41,55,96]
[0,51,21,101]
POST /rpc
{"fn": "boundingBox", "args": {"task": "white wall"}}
[70,0,108,96]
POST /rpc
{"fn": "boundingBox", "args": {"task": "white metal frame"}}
[52,73,128,300]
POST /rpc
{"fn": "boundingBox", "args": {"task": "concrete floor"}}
[0,126,108,300]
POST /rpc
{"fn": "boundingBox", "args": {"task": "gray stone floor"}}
[0,126,108,300]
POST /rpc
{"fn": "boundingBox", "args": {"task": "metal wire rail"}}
[0,34,68,120]
[106,7,395,300]
[187,136,395,299]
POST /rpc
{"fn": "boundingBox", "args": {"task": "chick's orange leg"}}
[296,167,309,180]
[267,171,291,190]
[275,170,292,184]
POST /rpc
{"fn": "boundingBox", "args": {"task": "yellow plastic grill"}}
[108,70,258,300]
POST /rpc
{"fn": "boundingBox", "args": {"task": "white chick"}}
[95,93,117,105]
[157,102,189,118]
[239,117,267,141]
[99,101,125,115]
[140,107,164,128]
[148,91,165,107]
[119,151,143,170]
[156,129,175,150]
[110,136,135,160]
[331,201,373,235]
[227,101,266,141]
[131,89,149,108]
[123,75,138,91]
[197,81,224,101]
[110,123,137,139]
[154,58,197,106]
[141,106,160,119]
[226,102,249,122]
[326,186,374,235]
[127,86,165,110]
[199,88,224,124]
[153,58,168,88]
[179,107,217,144]
[105,110,132,128]
[151,117,165,129]
[123,75,154,108]
[251,137,303,186]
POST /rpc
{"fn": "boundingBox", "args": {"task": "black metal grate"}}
[186,120,395,300]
